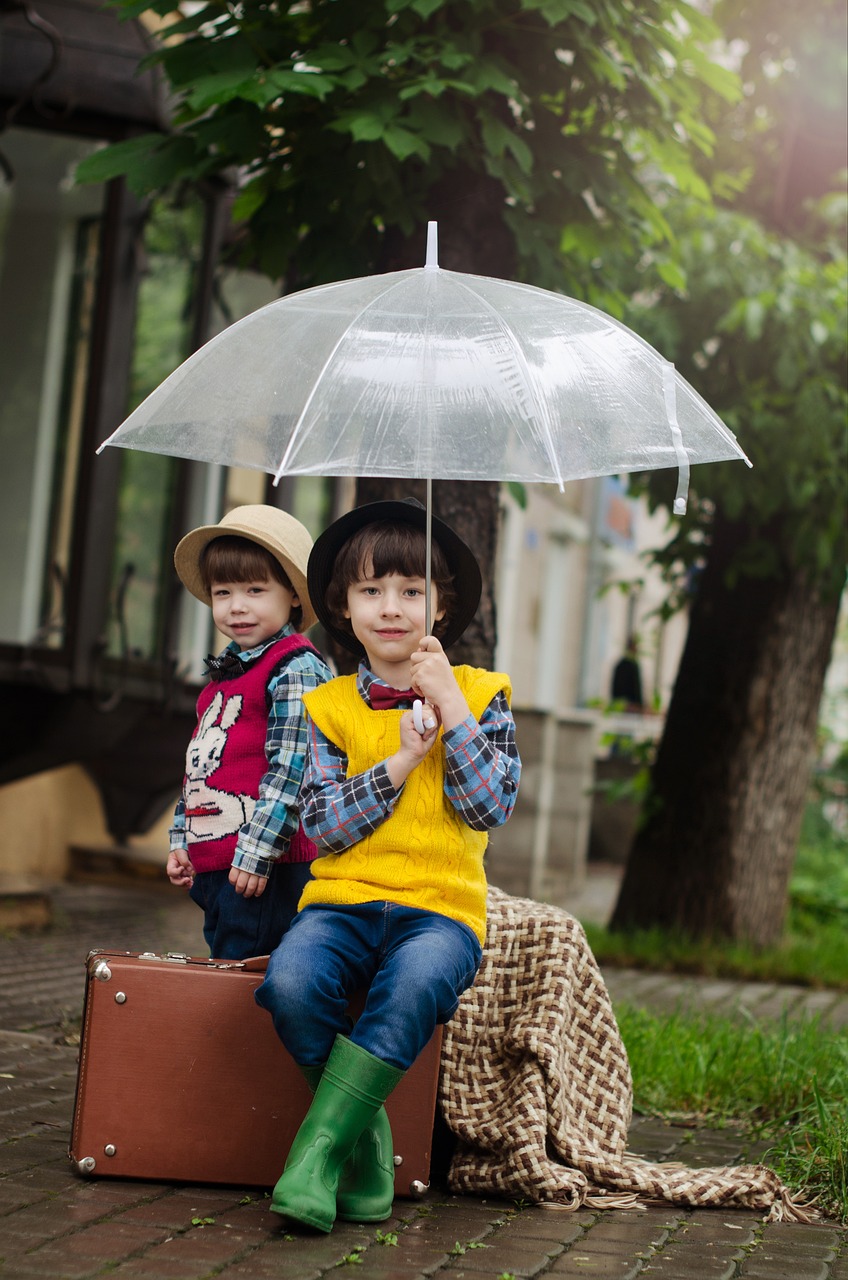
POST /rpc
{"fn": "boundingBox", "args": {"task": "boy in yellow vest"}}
[255,498,520,1233]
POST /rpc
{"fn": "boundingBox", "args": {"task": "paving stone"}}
[488,1211,587,1244]
[25,1221,173,1260]
[672,1213,759,1245]
[639,1255,737,1279]
[438,1241,559,1273]
[582,1219,673,1248]
[738,1265,830,1280]
[546,1253,643,1278]
[760,1223,845,1246]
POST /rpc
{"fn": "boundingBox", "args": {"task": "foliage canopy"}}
[79,0,739,301]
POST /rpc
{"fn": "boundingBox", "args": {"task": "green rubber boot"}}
[336,1102,397,1223]
[299,1064,397,1224]
[272,1036,404,1233]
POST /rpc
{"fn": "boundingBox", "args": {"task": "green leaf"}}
[343,113,390,143]
[184,69,258,112]
[75,134,203,195]
[657,260,687,291]
[743,297,766,341]
[506,482,528,509]
[232,181,267,223]
[74,134,166,185]
[524,0,597,26]
[411,0,444,15]
[382,125,431,161]
[405,98,466,149]
[480,115,533,175]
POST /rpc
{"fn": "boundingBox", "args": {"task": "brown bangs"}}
[200,535,294,590]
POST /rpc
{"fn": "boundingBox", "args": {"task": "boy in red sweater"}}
[167,505,331,959]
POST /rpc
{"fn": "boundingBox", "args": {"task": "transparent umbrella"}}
[99,222,750,629]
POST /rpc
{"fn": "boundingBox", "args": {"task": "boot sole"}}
[336,1209,393,1223]
[270,1200,333,1234]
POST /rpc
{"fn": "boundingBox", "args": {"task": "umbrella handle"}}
[412,699,437,735]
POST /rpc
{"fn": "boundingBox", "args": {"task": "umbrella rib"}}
[447,275,566,491]
[272,272,419,484]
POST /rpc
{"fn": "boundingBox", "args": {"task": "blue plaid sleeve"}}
[300,716,400,852]
[442,691,520,830]
[231,648,333,878]
[300,690,520,849]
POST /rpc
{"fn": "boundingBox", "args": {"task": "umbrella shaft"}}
[425,477,432,638]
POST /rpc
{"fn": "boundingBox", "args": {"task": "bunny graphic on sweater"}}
[183,690,254,842]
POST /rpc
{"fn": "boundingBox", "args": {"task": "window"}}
[0,127,104,648]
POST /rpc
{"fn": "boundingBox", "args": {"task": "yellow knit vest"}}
[300,666,511,943]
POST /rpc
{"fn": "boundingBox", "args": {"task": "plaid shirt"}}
[300,663,520,852]
[170,626,332,878]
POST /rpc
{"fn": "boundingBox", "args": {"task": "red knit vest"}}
[183,635,318,873]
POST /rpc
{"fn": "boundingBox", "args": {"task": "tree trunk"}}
[610,512,842,947]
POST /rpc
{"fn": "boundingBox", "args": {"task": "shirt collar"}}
[230,622,295,664]
[205,624,296,680]
[357,662,417,708]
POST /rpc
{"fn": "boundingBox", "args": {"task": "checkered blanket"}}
[438,887,815,1220]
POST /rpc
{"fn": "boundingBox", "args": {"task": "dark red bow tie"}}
[370,684,417,711]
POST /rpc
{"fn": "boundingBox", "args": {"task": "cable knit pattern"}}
[301,667,510,943]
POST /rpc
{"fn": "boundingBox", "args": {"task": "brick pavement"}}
[0,882,845,1280]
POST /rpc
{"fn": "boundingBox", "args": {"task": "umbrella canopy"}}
[99,224,749,517]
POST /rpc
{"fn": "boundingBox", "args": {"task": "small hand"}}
[410,636,470,730]
[166,848,195,888]
[385,705,440,788]
[228,867,268,898]
[397,706,440,757]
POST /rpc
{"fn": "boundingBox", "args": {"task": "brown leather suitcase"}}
[69,948,442,1195]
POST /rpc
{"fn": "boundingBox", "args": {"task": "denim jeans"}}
[189,861,314,960]
[254,901,482,1070]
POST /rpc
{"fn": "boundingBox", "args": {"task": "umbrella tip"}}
[425,221,439,270]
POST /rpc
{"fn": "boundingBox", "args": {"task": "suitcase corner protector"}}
[71,1154,97,1176]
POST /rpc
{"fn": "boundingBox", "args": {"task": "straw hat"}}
[174,505,317,631]
[307,497,481,656]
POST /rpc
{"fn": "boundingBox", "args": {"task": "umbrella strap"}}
[662,361,690,516]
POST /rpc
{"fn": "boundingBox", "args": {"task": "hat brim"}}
[174,511,317,632]
[307,499,482,656]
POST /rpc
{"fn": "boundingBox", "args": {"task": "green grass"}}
[584,797,848,989]
[617,1003,848,1223]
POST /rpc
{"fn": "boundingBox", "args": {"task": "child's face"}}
[345,565,444,682]
[210,577,298,650]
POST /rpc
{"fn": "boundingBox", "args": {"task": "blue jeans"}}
[189,861,314,960]
[254,902,482,1070]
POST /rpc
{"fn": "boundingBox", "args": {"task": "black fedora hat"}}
[308,498,482,657]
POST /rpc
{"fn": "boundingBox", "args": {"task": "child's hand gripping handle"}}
[412,699,437,736]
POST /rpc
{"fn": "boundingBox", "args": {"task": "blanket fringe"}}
[539,1189,645,1212]
[766,1189,821,1224]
